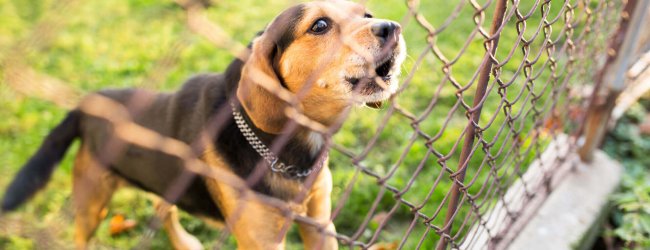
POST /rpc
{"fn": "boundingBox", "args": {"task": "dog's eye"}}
[309,18,330,34]
[364,13,373,18]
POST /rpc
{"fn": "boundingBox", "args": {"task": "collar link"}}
[230,102,315,178]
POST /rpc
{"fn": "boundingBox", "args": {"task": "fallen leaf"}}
[109,214,137,236]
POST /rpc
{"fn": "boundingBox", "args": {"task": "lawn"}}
[0,0,614,249]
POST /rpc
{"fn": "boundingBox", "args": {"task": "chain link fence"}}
[0,0,642,249]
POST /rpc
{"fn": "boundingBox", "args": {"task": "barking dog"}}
[1,0,406,249]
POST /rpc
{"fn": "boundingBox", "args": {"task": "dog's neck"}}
[225,59,336,141]
[234,100,325,158]
[222,59,327,180]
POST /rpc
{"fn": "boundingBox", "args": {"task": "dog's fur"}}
[1,0,406,249]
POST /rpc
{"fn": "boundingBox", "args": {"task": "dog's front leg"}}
[298,166,338,250]
[205,179,289,250]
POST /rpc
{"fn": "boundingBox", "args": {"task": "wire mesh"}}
[0,0,630,249]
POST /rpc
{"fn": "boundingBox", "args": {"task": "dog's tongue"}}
[365,101,383,109]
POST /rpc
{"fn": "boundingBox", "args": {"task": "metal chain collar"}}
[230,102,314,178]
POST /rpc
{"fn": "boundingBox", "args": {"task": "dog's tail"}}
[1,110,81,212]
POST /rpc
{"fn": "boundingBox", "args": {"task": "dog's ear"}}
[237,6,304,134]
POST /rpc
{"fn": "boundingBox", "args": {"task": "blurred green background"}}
[0,0,631,249]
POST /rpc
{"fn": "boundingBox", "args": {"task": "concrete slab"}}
[462,135,575,249]
[461,135,622,250]
[506,151,622,250]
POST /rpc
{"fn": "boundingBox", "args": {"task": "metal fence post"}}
[578,0,650,162]
[435,0,508,249]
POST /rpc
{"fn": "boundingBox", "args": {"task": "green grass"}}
[0,0,617,249]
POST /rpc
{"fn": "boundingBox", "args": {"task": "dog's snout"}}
[371,22,400,43]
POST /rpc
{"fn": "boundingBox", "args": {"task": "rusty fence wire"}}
[0,0,642,249]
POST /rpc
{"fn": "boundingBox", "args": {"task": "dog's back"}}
[1,73,227,216]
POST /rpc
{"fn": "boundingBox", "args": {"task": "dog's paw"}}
[172,231,203,250]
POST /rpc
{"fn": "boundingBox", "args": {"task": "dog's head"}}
[237,0,406,133]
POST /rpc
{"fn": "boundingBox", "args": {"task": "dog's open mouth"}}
[374,56,394,80]
[345,54,396,89]
[344,49,402,109]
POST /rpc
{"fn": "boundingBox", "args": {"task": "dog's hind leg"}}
[72,143,118,250]
[153,198,203,250]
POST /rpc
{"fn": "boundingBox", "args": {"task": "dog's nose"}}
[371,22,400,42]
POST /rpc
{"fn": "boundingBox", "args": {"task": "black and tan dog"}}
[1,0,405,249]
